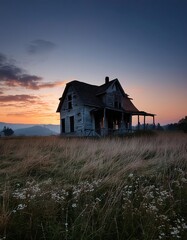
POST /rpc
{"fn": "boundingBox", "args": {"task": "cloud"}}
[0,94,53,112]
[34,81,66,89]
[27,39,56,54]
[0,94,39,103]
[0,53,42,89]
[6,113,27,117]
[0,53,65,90]
[0,53,6,63]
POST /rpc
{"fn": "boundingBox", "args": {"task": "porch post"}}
[103,108,106,135]
[153,115,155,129]
[122,112,124,122]
[138,115,140,130]
[143,115,146,130]
[121,112,126,133]
[129,114,132,132]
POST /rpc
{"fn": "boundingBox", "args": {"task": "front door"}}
[61,118,65,133]
[95,117,101,135]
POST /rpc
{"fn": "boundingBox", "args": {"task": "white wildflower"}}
[72,203,77,208]
[182,223,187,229]
[96,197,101,202]
[16,203,27,211]
[149,205,158,211]
[181,178,187,183]
[170,227,180,236]
[65,222,68,232]
[128,173,133,178]
[159,232,165,239]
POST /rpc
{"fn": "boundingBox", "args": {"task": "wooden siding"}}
[60,86,95,136]
[102,81,124,108]
[59,81,126,136]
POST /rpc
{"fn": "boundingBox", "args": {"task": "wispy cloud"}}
[0,54,6,63]
[0,94,39,103]
[0,53,65,90]
[35,81,66,89]
[27,39,56,54]
[0,94,53,113]
[6,113,28,117]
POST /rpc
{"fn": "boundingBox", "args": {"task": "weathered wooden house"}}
[57,77,155,136]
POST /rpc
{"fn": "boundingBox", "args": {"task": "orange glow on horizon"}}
[1,79,186,126]
[0,111,60,125]
[123,81,187,125]
[0,93,60,125]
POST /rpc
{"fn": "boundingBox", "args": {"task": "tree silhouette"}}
[156,123,164,131]
[2,126,14,136]
[166,116,187,133]
[178,116,187,133]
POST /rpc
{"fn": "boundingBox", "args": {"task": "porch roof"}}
[131,111,156,117]
[91,107,155,117]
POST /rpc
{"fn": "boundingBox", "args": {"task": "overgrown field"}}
[0,132,187,239]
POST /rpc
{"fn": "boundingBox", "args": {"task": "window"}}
[68,94,72,109]
[114,99,118,108]
[61,118,65,133]
[114,94,121,109]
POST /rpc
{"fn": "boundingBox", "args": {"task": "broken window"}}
[114,94,121,109]
[68,94,72,109]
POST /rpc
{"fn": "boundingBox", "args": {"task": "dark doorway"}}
[61,118,65,133]
[95,117,101,135]
[70,116,74,132]
[94,110,103,135]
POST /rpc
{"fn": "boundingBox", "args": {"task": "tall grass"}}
[0,132,187,239]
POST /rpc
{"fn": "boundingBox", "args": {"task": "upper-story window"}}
[114,94,121,109]
[67,94,72,109]
[105,92,122,108]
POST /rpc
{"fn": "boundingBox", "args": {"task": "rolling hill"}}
[13,125,58,136]
[0,122,60,134]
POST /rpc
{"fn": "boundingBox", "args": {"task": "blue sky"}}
[0,0,187,124]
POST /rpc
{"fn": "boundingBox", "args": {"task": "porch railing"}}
[84,128,132,137]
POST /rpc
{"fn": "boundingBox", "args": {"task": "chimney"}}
[105,76,109,84]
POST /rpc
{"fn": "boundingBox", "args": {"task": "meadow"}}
[0,132,187,239]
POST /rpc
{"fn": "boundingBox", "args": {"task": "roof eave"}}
[84,103,104,108]
[130,111,156,116]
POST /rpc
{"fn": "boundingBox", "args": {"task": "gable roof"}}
[70,80,104,108]
[57,79,140,113]
[123,95,139,113]
[56,80,103,112]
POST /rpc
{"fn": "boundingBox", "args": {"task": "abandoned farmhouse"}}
[57,77,155,136]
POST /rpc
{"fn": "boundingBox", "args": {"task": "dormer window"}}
[68,94,72,109]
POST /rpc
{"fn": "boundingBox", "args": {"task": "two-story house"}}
[56,77,155,136]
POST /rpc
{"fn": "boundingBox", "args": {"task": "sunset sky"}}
[0,0,186,125]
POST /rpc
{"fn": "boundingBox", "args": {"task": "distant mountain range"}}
[14,126,58,136]
[0,122,60,136]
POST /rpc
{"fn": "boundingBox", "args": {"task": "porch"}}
[89,108,156,137]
